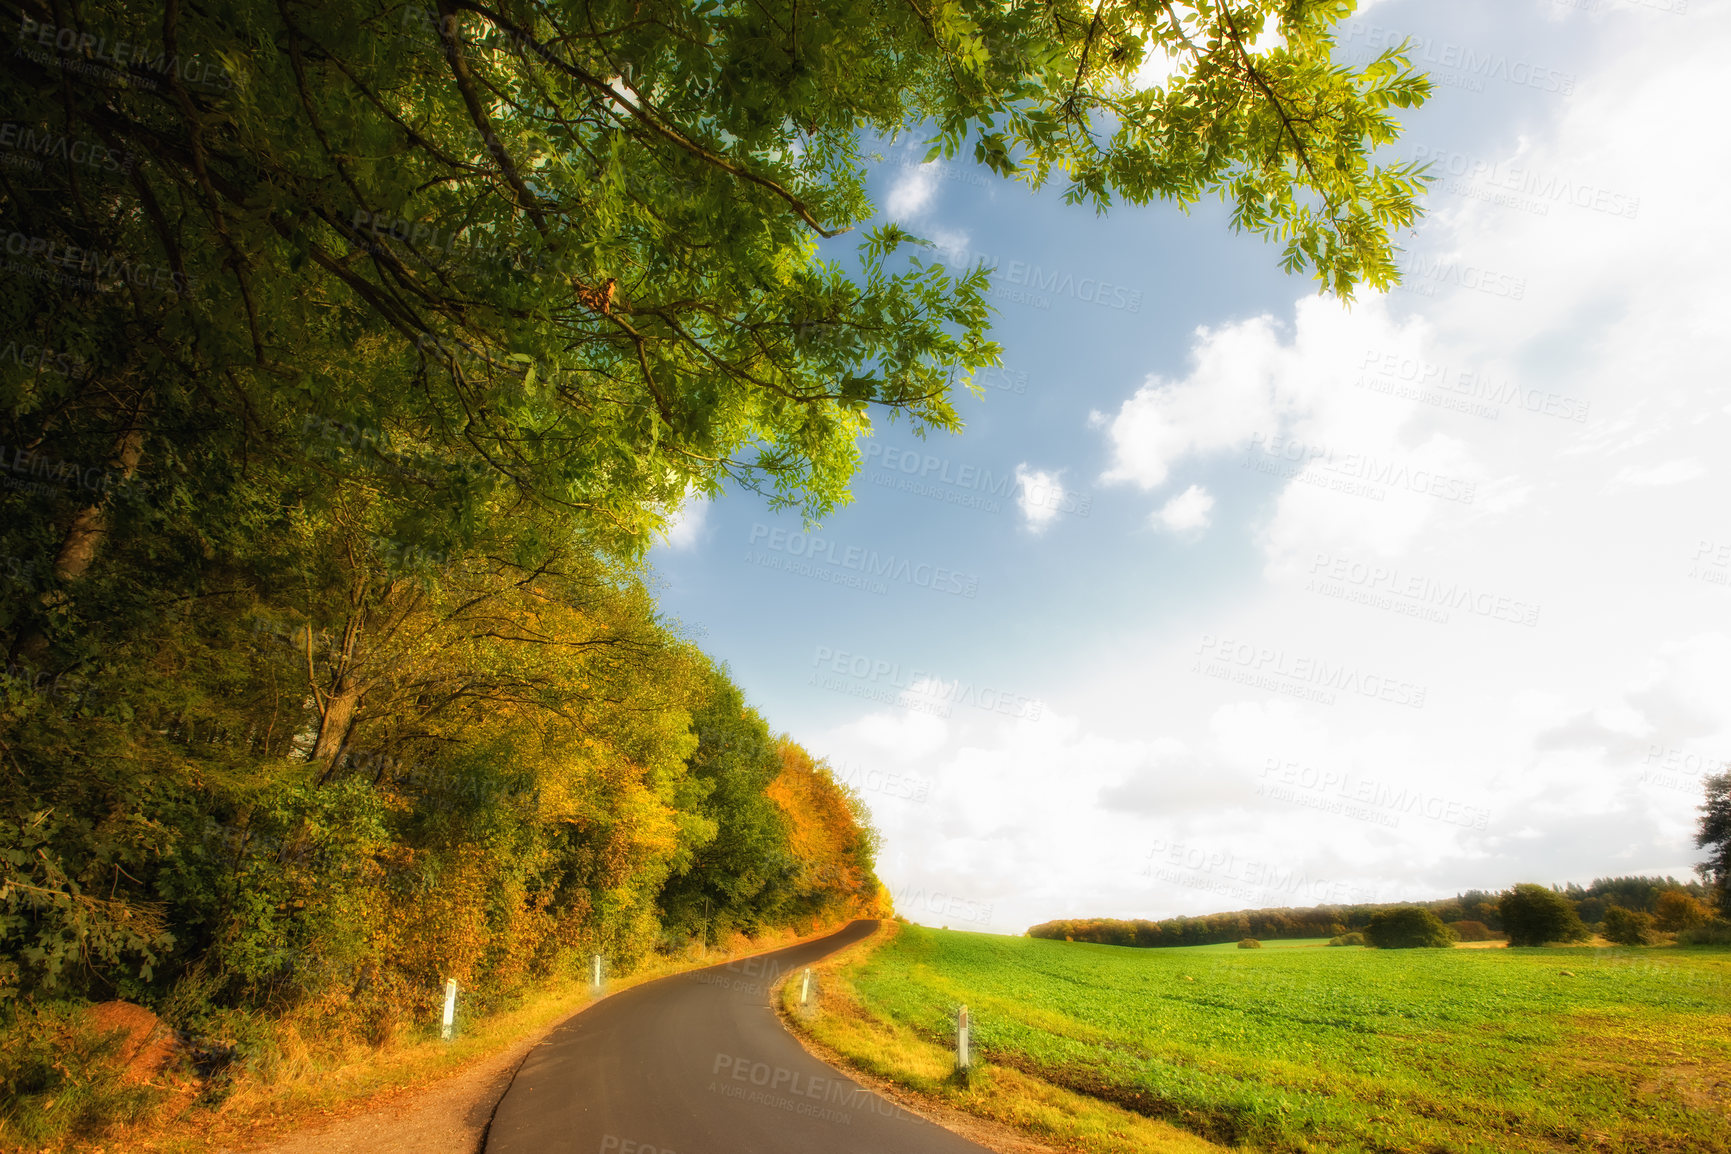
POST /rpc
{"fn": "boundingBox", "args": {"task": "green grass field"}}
[841,925,1731,1153]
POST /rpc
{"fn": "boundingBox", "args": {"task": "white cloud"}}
[1152,484,1214,533]
[927,226,973,264]
[659,496,708,551]
[886,162,939,218]
[1015,464,1066,532]
[833,707,950,763]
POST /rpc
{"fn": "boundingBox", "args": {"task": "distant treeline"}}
[1028,876,1718,948]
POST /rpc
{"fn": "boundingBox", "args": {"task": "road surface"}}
[485,920,990,1154]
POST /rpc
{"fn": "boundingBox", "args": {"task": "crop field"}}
[836,925,1731,1152]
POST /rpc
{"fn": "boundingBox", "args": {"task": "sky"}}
[650,0,1728,936]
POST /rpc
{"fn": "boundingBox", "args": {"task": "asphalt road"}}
[484,920,991,1154]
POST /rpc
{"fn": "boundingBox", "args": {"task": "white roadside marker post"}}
[800,967,812,1006]
[591,953,603,995]
[441,978,458,1041]
[957,1004,971,1071]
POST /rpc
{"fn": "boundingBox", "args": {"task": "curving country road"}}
[484,920,990,1154]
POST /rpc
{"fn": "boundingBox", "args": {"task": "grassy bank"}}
[787,922,1731,1153]
[777,922,1224,1154]
[3,919,853,1154]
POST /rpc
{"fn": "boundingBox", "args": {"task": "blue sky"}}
[651,0,1726,934]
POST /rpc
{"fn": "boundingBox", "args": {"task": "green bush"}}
[1600,906,1655,946]
[1328,932,1366,946]
[1364,907,1454,949]
[1447,920,1496,942]
[1677,919,1731,946]
[1500,884,1590,946]
[1237,938,1262,949]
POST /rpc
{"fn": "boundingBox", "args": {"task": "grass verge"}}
[774,920,1225,1154]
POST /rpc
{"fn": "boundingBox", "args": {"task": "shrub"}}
[1447,920,1495,942]
[0,1001,166,1148]
[1365,907,1455,949]
[1600,906,1655,946]
[1237,938,1262,949]
[1677,919,1731,946]
[1500,884,1590,947]
[1328,932,1366,947]
[1653,890,1712,932]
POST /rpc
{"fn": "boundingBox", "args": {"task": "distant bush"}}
[1447,920,1496,942]
[1237,938,1262,949]
[1653,891,1712,932]
[1328,932,1366,947]
[1500,884,1590,947]
[1677,919,1731,946]
[1365,907,1454,949]
[1600,906,1655,946]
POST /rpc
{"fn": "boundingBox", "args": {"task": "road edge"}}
[204,918,863,1154]
[771,921,1068,1154]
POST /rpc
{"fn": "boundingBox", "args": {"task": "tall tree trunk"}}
[53,425,146,581]
[9,418,148,665]
[312,679,361,765]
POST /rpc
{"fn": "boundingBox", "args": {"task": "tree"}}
[1364,906,1453,949]
[1,1,1432,633]
[1499,884,1589,947]
[655,663,800,942]
[1699,771,1731,916]
[1653,889,1711,932]
[1600,906,1654,947]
